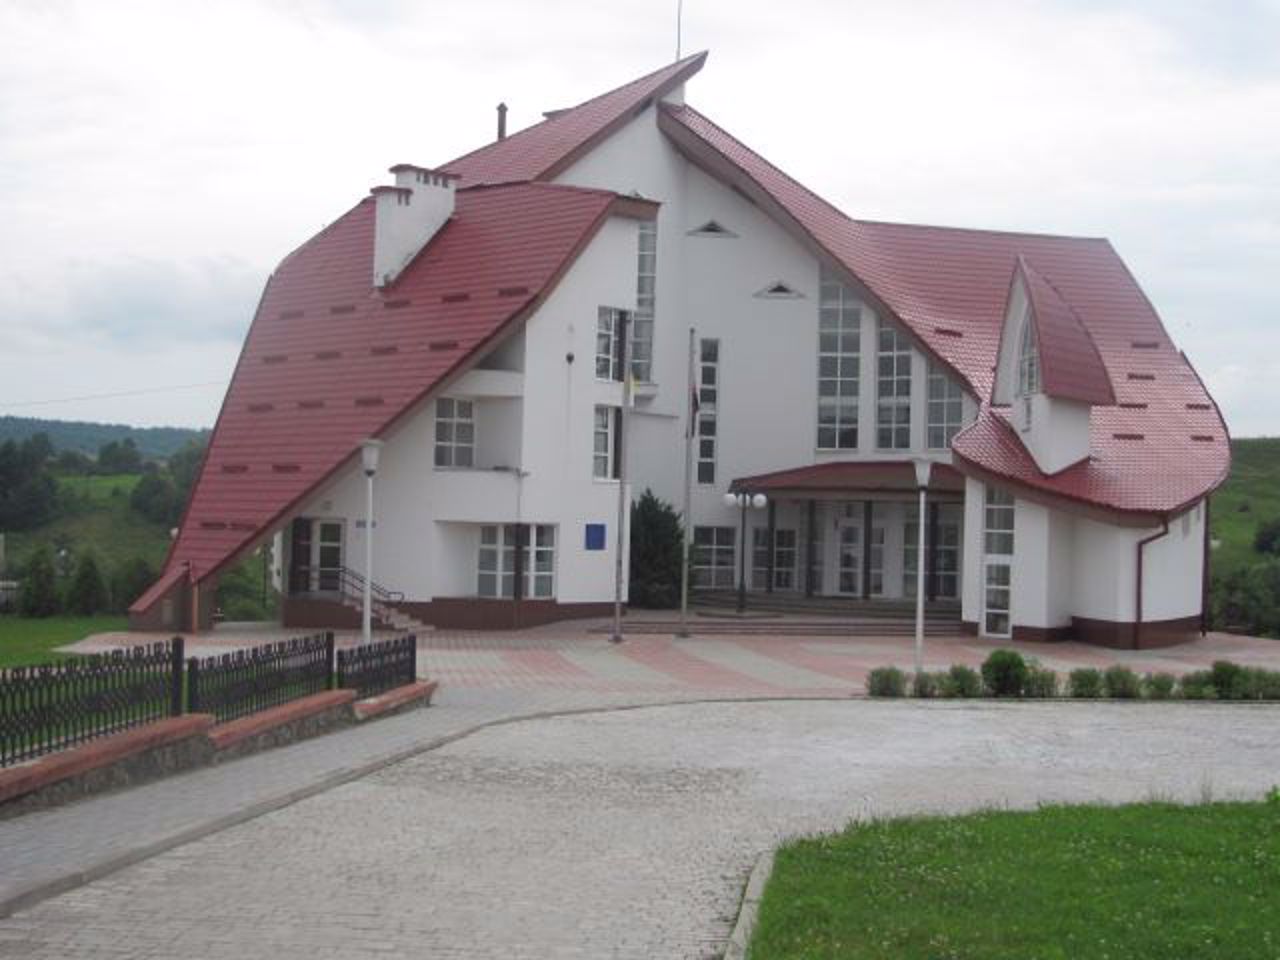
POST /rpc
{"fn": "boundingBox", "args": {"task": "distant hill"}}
[1210,436,1280,574]
[0,416,208,459]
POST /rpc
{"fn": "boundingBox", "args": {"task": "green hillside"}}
[0,416,207,460]
[1210,437,1280,574]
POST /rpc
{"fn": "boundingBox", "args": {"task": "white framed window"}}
[905,518,960,599]
[595,307,623,381]
[477,524,556,599]
[1018,318,1041,397]
[434,397,475,467]
[697,338,719,484]
[926,364,965,449]
[752,528,798,590]
[692,526,736,588]
[817,268,860,450]
[982,488,1015,637]
[868,525,885,597]
[632,221,656,383]
[593,405,618,480]
[876,320,912,450]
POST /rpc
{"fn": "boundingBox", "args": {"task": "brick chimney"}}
[370,164,459,288]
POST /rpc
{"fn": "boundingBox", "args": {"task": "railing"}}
[0,639,183,767]
[290,565,405,627]
[337,634,417,699]
[188,632,334,723]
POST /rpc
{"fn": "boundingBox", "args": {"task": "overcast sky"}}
[1,0,1277,435]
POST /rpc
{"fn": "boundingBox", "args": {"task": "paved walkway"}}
[3,698,1280,958]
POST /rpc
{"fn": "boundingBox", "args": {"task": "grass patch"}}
[750,801,1280,959]
[0,615,126,669]
[1212,437,1280,575]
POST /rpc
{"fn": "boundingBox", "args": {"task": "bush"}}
[867,667,907,698]
[939,664,983,698]
[1103,665,1142,699]
[910,671,940,698]
[1255,518,1280,556]
[981,649,1028,697]
[110,556,158,613]
[1243,667,1280,700]
[18,546,60,617]
[1179,670,1216,700]
[628,490,684,608]
[1142,673,1177,700]
[1024,665,1058,698]
[66,551,109,615]
[1069,668,1103,698]
[1210,660,1247,700]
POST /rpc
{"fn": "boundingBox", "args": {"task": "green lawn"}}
[750,802,1280,959]
[0,615,126,669]
[1211,438,1280,575]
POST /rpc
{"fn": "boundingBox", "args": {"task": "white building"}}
[132,53,1229,648]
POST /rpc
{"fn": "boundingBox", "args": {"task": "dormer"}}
[370,164,459,288]
[993,257,1115,474]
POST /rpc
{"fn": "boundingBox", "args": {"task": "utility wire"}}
[0,380,228,408]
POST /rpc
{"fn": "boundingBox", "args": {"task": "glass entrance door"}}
[314,521,344,592]
[837,520,862,596]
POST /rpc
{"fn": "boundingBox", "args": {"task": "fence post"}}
[170,636,185,716]
[325,631,336,690]
[188,657,200,713]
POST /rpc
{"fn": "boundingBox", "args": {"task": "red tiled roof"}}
[133,181,648,610]
[1012,256,1115,406]
[730,461,965,496]
[659,102,1228,516]
[442,52,707,186]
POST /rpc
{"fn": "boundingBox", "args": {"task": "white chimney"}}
[371,164,458,288]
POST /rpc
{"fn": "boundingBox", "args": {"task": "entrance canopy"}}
[729,461,965,498]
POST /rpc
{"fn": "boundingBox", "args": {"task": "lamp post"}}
[723,491,767,613]
[360,439,383,645]
[912,457,933,676]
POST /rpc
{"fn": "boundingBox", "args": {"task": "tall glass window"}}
[817,268,860,449]
[593,405,617,479]
[697,339,719,484]
[434,397,475,467]
[926,363,965,449]
[876,320,912,449]
[595,307,623,381]
[631,221,656,383]
[982,488,1015,637]
[752,528,797,590]
[1018,318,1041,396]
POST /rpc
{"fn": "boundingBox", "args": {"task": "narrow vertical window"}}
[595,307,622,381]
[982,488,1015,637]
[631,220,657,383]
[434,397,475,467]
[1018,318,1041,396]
[817,267,860,449]
[593,405,618,479]
[876,320,912,450]
[697,338,719,484]
[754,528,798,590]
[926,363,965,449]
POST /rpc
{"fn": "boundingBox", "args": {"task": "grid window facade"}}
[752,528,797,590]
[697,339,719,484]
[434,397,475,467]
[593,405,618,480]
[817,268,860,450]
[1018,318,1041,396]
[876,320,912,449]
[692,526,736,588]
[984,488,1015,556]
[477,524,556,599]
[595,307,623,381]
[632,221,656,383]
[927,364,965,449]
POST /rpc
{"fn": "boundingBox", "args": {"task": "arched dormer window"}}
[1017,316,1041,396]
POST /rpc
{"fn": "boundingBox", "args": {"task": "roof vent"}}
[754,280,804,299]
[933,326,964,338]
[687,220,737,238]
[1186,402,1212,411]
[1190,434,1216,443]
[1112,432,1145,441]
[371,165,459,288]
[497,102,508,140]
[330,304,356,315]
[429,340,459,352]
[1131,340,1160,349]
[1118,402,1148,410]
[1126,372,1156,381]
[498,285,530,298]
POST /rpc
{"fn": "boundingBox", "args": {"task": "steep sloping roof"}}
[1012,256,1116,406]
[134,182,648,608]
[443,52,707,186]
[659,102,1228,516]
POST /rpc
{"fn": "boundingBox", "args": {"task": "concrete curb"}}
[724,849,775,960]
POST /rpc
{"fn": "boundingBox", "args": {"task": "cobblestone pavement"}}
[3,699,1280,959]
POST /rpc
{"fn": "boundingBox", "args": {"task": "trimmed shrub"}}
[1069,668,1103,698]
[1103,665,1142,699]
[1210,660,1247,700]
[1179,670,1216,700]
[1244,667,1280,700]
[910,671,940,698]
[1024,666,1059,698]
[867,667,907,698]
[940,664,983,699]
[981,649,1028,697]
[1142,673,1177,700]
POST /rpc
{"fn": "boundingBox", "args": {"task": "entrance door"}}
[836,520,862,596]
[287,518,345,594]
[314,521,344,592]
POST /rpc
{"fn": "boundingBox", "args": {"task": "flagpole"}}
[678,326,696,638]
[611,310,632,644]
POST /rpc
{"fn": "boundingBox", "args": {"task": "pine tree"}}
[629,489,685,608]
[66,551,108,615]
[18,546,59,617]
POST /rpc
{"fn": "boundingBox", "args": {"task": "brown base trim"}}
[1072,614,1200,650]
[960,620,979,636]
[396,598,617,631]
[1012,624,1073,644]
[281,597,393,631]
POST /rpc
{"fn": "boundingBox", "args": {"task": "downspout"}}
[1134,517,1170,650]
[1201,499,1211,636]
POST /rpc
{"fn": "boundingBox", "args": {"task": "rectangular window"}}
[631,221,657,383]
[982,488,1014,637]
[692,526,736,588]
[868,525,885,597]
[926,363,965,449]
[477,524,556,599]
[983,488,1015,556]
[697,338,719,484]
[817,268,860,450]
[595,307,623,381]
[876,320,912,449]
[752,528,798,590]
[593,405,618,480]
[434,397,475,468]
[904,519,960,599]
[1018,319,1041,396]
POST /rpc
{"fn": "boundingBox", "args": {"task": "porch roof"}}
[729,461,965,497]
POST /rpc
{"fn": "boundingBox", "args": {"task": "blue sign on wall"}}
[584,523,606,550]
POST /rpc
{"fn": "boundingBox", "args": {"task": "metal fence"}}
[0,639,184,767]
[188,632,334,723]
[336,634,417,699]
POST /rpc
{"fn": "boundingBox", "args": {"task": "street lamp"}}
[912,457,933,676]
[723,490,768,613]
[360,439,383,644]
